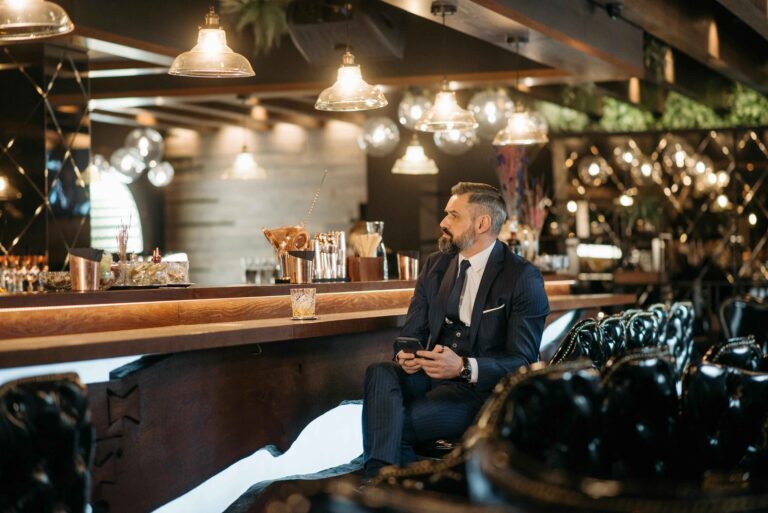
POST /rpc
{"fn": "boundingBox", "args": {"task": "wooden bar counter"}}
[0,280,634,513]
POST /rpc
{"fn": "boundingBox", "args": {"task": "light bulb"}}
[748,213,757,226]
[567,200,578,214]
[198,28,226,54]
[588,163,600,176]
[716,194,728,208]
[619,193,634,207]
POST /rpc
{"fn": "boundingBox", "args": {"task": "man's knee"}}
[364,361,400,387]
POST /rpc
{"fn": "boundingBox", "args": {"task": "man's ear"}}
[476,214,491,234]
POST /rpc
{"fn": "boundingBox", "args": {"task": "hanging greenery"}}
[535,100,592,133]
[221,0,291,56]
[726,83,768,126]
[599,97,656,132]
[659,91,723,129]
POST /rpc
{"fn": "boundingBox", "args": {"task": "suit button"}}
[455,332,461,338]
[451,343,458,349]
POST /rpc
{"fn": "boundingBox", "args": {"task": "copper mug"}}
[70,254,100,291]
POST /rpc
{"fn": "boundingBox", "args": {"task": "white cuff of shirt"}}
[468,357,478,384]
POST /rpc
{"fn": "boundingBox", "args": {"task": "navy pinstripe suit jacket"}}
[399,240,550,394]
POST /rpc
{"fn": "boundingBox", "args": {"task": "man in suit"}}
[362,182,549,478]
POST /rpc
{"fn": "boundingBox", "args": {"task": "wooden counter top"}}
[0,275,574,309]
[0,293,635,367]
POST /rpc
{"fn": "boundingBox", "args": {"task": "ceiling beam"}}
[214,99,325,129]
[381,0,643,81]
[108,106,229,129]
[90,110,216,132]
[69,26,176,66]
[714,0,768,41]
[600,0,768,94]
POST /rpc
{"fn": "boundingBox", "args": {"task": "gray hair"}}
[451,182,507,234]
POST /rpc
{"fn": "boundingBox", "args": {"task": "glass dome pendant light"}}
[315,4,386,112]
[225,107,266,180]
[0,0,73,41]
[168,6,254,78]
[414,1,477,133]
[492,36,548,146]
[392,135,439,175]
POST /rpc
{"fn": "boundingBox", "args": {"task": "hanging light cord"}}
[345,3,351,53]
[515,39,520,91]
[441,9,447,86]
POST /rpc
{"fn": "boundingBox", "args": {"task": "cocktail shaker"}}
[312,230,348,282]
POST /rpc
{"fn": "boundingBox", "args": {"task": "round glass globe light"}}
[125,128,165,163]
[397,92,432,130]
[357,117,400,157]
[433,128,477,155]
[110,147,146,184]
[468,89,513,140]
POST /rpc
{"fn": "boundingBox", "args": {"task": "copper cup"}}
[397,252,419,280]
[70,254,100,291]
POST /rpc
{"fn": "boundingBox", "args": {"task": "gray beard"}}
[438,229,476,254]
[438,235,458,254]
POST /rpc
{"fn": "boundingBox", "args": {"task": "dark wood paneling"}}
[87,329,398,513]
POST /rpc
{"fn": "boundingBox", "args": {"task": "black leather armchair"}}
[720,295,768,351]
[0,373,94,513]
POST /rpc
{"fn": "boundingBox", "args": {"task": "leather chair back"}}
[682,362,768,475]
[648,303,668,344]
[0,373,94,513]
[549,319,607,368]
[601,348,680,479]
[624,311,660,350]
[720,295,768,350]
[703,335,765,372]
[665,301,694,374]
[599,314,626,358]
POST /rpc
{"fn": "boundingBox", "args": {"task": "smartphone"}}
[394,336,423,354]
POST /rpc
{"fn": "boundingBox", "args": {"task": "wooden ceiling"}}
[43,0,768,132]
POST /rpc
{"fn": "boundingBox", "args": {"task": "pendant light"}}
[392,135,438,175]
[224,104,266,180]
[492,36,548,146]
[169,6,254,78]
[414,1,477,133]
[315,4,386,112]
[0,0,73,41]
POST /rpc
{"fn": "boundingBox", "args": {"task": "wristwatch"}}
[459,357,472,382]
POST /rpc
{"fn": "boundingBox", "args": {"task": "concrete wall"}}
[163,121,366,285]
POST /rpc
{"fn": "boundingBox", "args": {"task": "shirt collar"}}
[458,240,495,274]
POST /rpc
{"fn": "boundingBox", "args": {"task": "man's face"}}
[438,194,477,254]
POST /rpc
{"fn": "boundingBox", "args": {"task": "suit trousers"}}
[362,361,485,470]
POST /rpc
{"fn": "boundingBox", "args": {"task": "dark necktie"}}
[445,259,471,323]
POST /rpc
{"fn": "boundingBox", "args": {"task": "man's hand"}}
[415,345,463,379]
[396,350,422,374]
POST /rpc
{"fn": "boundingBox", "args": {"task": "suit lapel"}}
[469,241,506,346]
[430,254,458,349]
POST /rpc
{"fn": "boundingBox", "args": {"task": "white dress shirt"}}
[451,240,496,383]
